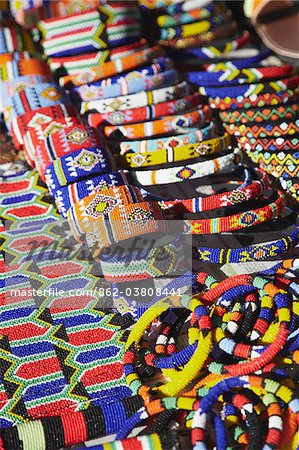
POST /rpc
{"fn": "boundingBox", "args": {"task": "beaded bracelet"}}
[242,134,298,152]
[29,123,99,177]
[121,133,230,168]
[38,4,141,38]
[48,39,149,76]
[71,56,172,99]
[45,146,115,194]
[198,75,299,98]
[118,123,216,155]
[227,118,299,139]
[54,172,127,218]
[0,73,52,115]
[187,190,285,235]
[159,21,238,49]
[249,151,299,179]
[164,0,213,14]
[10,103,79,150]
[189,64,294,87]
[209,89,298,111]
[100,236,184,282]
[59,46,165,87]
[104,105,211,139]
[153,167,268,213]
[157,2,219,27]
[0,27,25,53]
[194,225,299,264]
[67,187,165,249]
[219,102,298,125]
[166,31,250,59]
[5,83,65,126]
[80,80,189,115]
[204,52,275,75]
[131,150,239,186]
[42,18,141,58]
[88,92,200,128]
[72,69,179,102]
[159,14,225,41]
[0,58,52,81]
[124,295,212,397]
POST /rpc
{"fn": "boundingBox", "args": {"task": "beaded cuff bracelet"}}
[194,225,299,263]
[131,150,239,186]
[45,146,113,194]
[118,123,216,155]
[59,46,164,87]
[104,105,211,139]
[80,81,190,115]
[73,69,179,102]
[54,172,128,218]
[88,92,201,128]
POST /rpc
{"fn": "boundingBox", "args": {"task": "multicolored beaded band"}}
[167,30,250,59]
[249,151,299,179]
[121,133,230,168]
[48,39,149,75]
[227,118,299,139]
[67,186,165,250]
[88,92,200,128]
[54,172,128,218]
[104,105,211,139]
[157,2,220,27]
[188,65,294,86]
[0,58,52,81]
[198,75,299,98]
[41,18,141,57]
[241,134,298,152]
[203,48,272,71]
[209,89,299,110]
[10,103,78,150]
[186,190,285,235]
[118,123,216,155]
[59,46,164,87]
[159,21,237,49]
[38,4,140,38]
[70,56,172,98]
[131,151,239,186]
[159,13,225,41]
[100,236,184,282]
[219,102,298,124]
[155,168,268,213]
[5,83,65,126]
[194,225,299,264]
[80,80,189,115]
[72,69,179,102]
[44,146,114,194]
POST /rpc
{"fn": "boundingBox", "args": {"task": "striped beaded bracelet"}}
[198,75,299,98]
[104,105,211,139]
[186,190,285,235]
[88,92,201,128]
[59,46,165,87]
[48,40,150,76]
[188,65,294,86]
[80,80,189,115]
[154,167,268,213]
